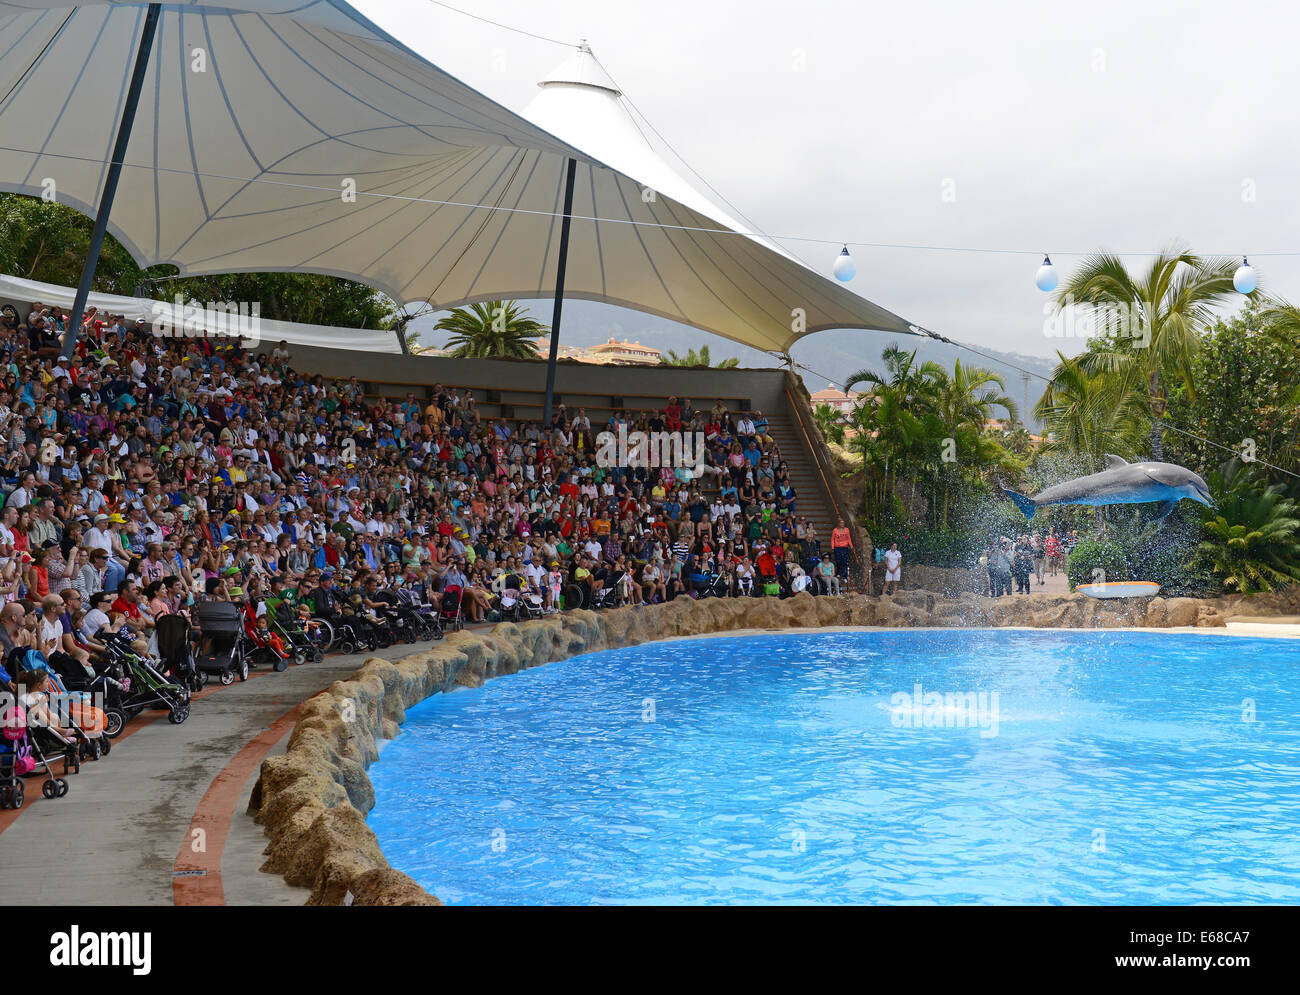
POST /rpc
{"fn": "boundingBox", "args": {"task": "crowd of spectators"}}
[0,299,856,647]
[982,529,1074,596]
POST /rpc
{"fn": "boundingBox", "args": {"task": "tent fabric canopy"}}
[0,0,917,355]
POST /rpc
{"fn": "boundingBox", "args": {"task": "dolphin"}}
[1002,455,1214,523]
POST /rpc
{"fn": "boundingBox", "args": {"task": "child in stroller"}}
[0,667,89,802]
[242,600,291,672]
[1,678,72,807]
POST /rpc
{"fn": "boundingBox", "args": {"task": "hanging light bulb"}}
[832,245,856,282]
[1035,254,1058,293]
[1233,256,1257,294]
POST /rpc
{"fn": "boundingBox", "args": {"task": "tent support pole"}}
[542,157,577,427]
[61,2,162,359]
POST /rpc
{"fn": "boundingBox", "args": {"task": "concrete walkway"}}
[0,642,423,906]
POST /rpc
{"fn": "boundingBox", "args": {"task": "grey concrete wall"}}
[282,344,789,412]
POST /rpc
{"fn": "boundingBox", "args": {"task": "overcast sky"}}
[354,0,1299,358]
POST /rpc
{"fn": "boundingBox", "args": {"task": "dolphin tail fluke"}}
[1002,487,1037,520]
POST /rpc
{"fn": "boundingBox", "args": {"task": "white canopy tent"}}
[0,272,401,353]
[0,0,918,380]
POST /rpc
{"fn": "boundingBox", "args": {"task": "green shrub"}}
[1065,539,1129,590]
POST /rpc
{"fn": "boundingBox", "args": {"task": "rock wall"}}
[248,586,1298,906]
[870,563,988,596]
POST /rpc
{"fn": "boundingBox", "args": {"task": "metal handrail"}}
[782,377,867,592]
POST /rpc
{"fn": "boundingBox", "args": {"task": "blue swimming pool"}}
[366,629,1300,905]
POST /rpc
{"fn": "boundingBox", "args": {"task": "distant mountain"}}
[408,299,1055,429]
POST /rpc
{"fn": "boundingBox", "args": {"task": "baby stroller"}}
[242,602,292,672]
[45,650,128,741]
[192,601,252,686]
[490,574,526,623]
[588,578,624,610]
[439,585,464,631]
[396,587,441,641]
[157,614,205,692]
[268,600,327,663]
[518,586,547,620]
[0,700,70,807]
[9,648,110,767]
[692,562,729,599]
[329,600,383,656]
[97,631,192,726]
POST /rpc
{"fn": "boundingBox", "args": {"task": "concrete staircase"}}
[763,411,842,547]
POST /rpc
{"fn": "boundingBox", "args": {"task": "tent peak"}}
[539,39,621,96]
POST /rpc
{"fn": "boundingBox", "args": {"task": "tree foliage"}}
[1049,246,1244,459]
[658,345,739,368]
[1195,459,1300,594]
[843,344,1022,532]
[434,301,548,359]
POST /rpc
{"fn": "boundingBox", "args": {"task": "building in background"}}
[809,386,863,414]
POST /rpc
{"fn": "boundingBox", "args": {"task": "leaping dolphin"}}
[1002,455,1214,523]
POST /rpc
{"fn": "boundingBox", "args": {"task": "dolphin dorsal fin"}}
[1103,454,1128,470]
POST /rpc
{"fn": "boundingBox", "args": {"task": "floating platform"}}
[1076,581,1161,599]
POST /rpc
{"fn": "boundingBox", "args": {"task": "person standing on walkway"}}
[1032,532,1046,586]
[1045,529,1063,577]
[1012,536,1034,594]
[989,539,1013,597]
[882,542,902,596]
[830,519,852,584]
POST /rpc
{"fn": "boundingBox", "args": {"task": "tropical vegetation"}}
[812,247,1300,595]
[840,344,1022,533]
[432,301,549,359]
[658,345,739,368]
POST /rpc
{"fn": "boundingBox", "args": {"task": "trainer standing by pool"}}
[831,519,852,583]
[883,543,902,596]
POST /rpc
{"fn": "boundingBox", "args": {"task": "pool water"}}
[366,629,1300,905]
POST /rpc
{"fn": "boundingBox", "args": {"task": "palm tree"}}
[1052,247,1244,459]
[433,301,549,359]
[1034,352,1148,463]
[812,403,846,445]
[845,346,947,525]
[658,345,739,368]
[1257,298,1300,354]
[844,346,1026,530]
[845,343,945,402]
[930,358,1018,429]
[926,360,1021,528]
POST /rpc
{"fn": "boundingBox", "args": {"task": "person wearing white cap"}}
[85,514,114,557]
